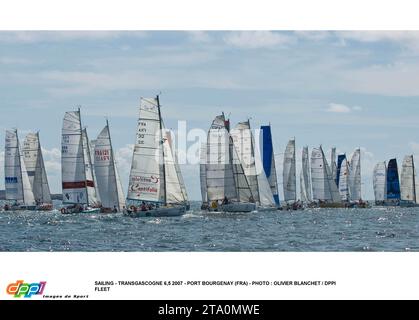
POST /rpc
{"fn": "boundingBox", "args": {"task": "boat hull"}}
[61,207,101,214]
[124,206,186,217]
[400,201,419,208]
[207,202,256,213]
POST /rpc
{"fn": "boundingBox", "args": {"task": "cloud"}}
[187,31,211,43]
[0,31,147,43]
[326,103,362,113]
[223,31,293,49]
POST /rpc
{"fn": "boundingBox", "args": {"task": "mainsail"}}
[386,158,401,200]
[311,146,341,202]
[200,143,208,204]
[283,139,296,202]
[300,146,312,203]
[260,125,280,206]
[401,155,416,203]
[22,132,52,204]
[349,148,362,200]
[61,110,99,206]
[338,156,351,201]
[230,121,259,203]
[94,122,126,210]
[163,130,188,204]
[205,114,238,202]
[331,147,337,186]
[127,96,188,207]
[127,97,165,203]
[373,162,387,202]
[336,154,346,187]
[4,129,36,206]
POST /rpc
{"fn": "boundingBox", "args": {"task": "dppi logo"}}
[6,280,46,298]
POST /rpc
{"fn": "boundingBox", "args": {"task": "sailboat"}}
[4,129,37,211]
[300,146,312,205]
[331,147,337,187]
[200,143,208,210]
[22,132,53,210]
[310,146,342,208]
[260,125,280,207]
[230,120,276,210]
[373,161,387,205]
[337,155,351,202]
[385,158,401,206]
[61,109,101,214]
[125,96,188,217]
[94,120,126,213]
[203,113,256,213]
[283,138,297,205]
[400,155,419,207]
[349,148,362,201]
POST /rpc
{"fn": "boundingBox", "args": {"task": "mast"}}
[107,118,120,209]
[16,129,25,204]
[78,107,89,206]
[414,157,417,202]
[156,94,167,206]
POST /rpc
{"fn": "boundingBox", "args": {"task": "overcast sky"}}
[1,31,419,200]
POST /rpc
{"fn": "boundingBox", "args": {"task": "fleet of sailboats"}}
[2,100,418,214]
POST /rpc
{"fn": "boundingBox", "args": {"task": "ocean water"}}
[1,201,419,252]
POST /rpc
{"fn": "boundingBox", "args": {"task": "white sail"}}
[163,131,187,204]
[231,133,253,202]
[283,139,296,202]
[349,148,362,200]
[127,97,165,203]
[94,123,126,210]
[170,132,189,204]
[5,129,36,206]
[62,110,98,205]
[206,114,238,202]
[331,147,337,185]
[401,155,416,203]
[230,121,259,203]
[300,171,308,203]
[200,143,208,204]
[301,146,312,202]
[311,146,341,202]
[82,129,100,206]
[338,157,351,201]
[254,132,275,207]
[373,162,387,202]
[22,132,52,204]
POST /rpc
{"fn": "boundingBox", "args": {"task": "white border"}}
[1,0,419,30]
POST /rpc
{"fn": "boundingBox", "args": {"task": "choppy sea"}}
[1,201,418,251]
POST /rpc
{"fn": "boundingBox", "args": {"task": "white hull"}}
[61,207,101,214]
[124,206,186,217]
